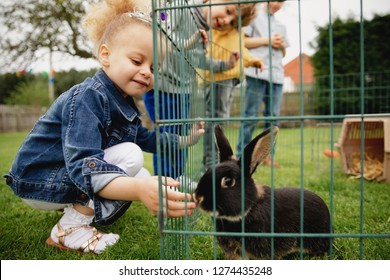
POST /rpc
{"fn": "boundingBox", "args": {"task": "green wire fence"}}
[151,0,390,260]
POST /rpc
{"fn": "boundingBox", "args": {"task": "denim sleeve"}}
[135,125,181,155]
[61,86,125,197]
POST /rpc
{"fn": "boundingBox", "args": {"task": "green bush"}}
[5,79,51,108]
[0,73,35,104]
[1,68,98,106]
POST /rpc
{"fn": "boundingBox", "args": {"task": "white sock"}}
[50,206,119,254]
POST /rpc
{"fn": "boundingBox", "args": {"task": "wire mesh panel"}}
[151,0,206,259]
[151,0,390,260]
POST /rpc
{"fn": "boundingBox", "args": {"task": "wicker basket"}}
[336,116,390,183]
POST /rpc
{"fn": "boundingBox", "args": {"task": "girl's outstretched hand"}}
[139,176,196,218]
[180,120,205,148]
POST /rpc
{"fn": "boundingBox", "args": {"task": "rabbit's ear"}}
[214,124,234,162]
[239,126,279,176]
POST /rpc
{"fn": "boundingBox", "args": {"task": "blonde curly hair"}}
[234,2,257,28]
[82,0,152,57]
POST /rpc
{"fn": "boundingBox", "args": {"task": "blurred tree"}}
[0,69,97,104]
[311,14,390,76]
[0,0,98,72]
[310,14,390,115]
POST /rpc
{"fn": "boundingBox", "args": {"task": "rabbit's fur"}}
[194,125,331,259]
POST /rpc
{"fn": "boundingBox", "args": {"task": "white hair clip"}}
[128,6,171,35]
[128,10,153,24]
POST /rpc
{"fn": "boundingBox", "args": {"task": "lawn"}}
[0,127,389,260]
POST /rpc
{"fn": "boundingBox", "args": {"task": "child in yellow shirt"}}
[203,4,264,169]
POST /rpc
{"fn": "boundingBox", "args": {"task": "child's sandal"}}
[46,222,103,254]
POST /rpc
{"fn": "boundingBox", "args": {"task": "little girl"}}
[4,0,203,254]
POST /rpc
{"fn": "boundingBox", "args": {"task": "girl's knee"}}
[104,143,144,176]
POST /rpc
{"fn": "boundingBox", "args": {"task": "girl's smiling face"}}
[205,1,238,31]
[98,22,165,98]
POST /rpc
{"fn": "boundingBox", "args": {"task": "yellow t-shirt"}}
[204,28,257,84]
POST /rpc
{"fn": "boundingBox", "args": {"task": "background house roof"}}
[284,53,314,85]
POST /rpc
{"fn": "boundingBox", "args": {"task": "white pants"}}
[23,142,150,210]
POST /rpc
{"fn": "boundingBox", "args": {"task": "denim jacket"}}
[4,69,180,225]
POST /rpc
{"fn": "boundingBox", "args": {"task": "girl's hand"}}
[271,34,285,49]
[199,29,208,44]
[185,29,208,50]
[228,50,240,69]
[180,120,205,148]
[252,58,264,71]
[139,176,196,218]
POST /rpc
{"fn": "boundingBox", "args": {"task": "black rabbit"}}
[194,125,332,259]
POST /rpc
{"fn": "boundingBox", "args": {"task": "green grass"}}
[0,127,389,260]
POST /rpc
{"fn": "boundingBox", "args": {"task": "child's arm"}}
[242,46,264,71]
[245,33,286,52]
[228,51,240,69]
[184,29,208,50]
[98,176,195,218]
[94,122,204,218]
[135,120,204,154]
[201,49,240,73]
[179,120,205,148]
[185,30,240,72]
[246,57,265,70]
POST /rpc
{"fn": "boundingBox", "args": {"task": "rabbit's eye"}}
[221,177,236,188]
